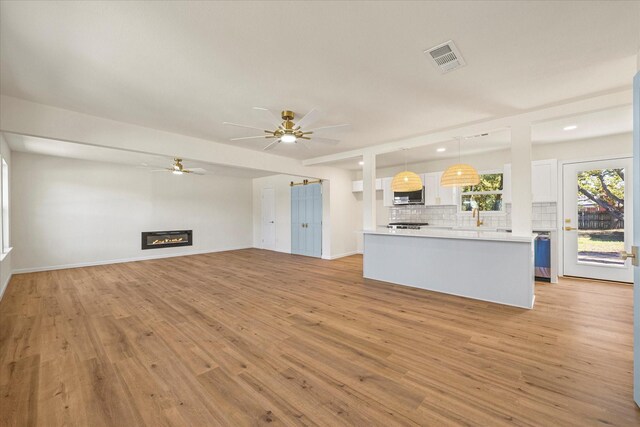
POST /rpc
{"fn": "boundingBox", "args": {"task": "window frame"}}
[457,168,506,216]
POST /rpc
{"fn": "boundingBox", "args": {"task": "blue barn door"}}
[291,183,322,257]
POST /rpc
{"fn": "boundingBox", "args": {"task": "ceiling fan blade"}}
[222,122,269,132]
[263,139,280,151]
[310,137,340,145]
[296,140,311,150]
[252,107,282,128]
[295,108,323,130]
[306,123,351,133]
[187,168,207,175]
[230,135,269,141]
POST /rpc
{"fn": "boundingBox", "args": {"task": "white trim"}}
[0,270,11,301]
[0,246,12,262]
[322,250,359,260]
[12,246,252,274]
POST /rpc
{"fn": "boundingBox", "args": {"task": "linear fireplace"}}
[141,230,193,250]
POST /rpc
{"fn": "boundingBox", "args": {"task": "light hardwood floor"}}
[1,249,638,426]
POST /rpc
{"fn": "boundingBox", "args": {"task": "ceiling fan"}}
[149,158,206,175]
[223,107,350,151]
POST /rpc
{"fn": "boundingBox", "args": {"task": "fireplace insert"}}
[141,230,193,250]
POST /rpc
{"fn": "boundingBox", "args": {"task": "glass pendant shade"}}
[440,163,480,187]
[391,171,423,192]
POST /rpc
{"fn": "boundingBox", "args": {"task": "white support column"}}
[510,122,533,236]
[362,151,377,231]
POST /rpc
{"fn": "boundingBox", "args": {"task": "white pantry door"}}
[261,188,276,250]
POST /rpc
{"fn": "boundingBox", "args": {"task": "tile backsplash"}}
[389,202,557,230]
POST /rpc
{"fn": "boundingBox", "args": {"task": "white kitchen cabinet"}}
[424,172,457,206]
[503,164,512,204]
[531,159,557,202]
[382,177,394,207]
[423,172,439,205]
[351,179,383,193]
[502,159,557,204]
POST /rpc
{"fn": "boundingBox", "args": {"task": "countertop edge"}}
[361,229,536,243]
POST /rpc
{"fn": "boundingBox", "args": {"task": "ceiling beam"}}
[0,95,352,181]
[302,89,633,166]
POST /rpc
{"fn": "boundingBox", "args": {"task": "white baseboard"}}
[322,250,359,260]
[12,246,253,274]
[0,271,12,301]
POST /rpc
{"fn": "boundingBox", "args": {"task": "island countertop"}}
[363,227,536,243]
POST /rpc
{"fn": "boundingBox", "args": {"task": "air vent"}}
[424,40,466,74]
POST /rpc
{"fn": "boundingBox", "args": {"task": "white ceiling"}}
[3,133,274,178]
[1,1,638,161]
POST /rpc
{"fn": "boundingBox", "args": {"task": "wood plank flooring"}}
[1,249,638,426]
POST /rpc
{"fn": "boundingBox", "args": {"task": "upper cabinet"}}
[424,172,457,206]
[351,179,383,193]
[531,159,558,203]
[502,159,557,204]
[382,177,394,207]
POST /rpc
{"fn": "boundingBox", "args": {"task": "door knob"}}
[564,226,577,231]
[620,246,638,266]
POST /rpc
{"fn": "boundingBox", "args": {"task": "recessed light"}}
[563,125,577,131]
[436,147,446,152]
[358,161,364,166]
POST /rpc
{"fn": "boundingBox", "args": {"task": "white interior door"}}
[562,158,633,282]
[261,188,276,250]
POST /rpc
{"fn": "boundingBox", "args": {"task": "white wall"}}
[0,134,11,297]
[11,152,253,272]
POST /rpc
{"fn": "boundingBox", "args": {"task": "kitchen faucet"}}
[472,207,484,227]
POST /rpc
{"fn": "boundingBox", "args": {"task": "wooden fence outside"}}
[578,211,624,230]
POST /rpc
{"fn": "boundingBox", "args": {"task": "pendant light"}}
[391,148,423,192]
[440,137,480,187]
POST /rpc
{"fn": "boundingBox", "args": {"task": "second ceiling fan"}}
[223,107,350,151]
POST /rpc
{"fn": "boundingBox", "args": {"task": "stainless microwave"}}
[393,187,425,205]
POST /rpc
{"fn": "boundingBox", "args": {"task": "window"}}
[2,158,8,253]
[459,171,504,212]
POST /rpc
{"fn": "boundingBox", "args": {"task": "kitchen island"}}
[363,227,536,309]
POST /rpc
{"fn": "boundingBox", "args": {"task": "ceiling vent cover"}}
[424,40,466,74]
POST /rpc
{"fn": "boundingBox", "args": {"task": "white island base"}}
[363,229,536,309]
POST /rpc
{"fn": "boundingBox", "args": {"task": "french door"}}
[291,183,322,257]
[563,158,633,282]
